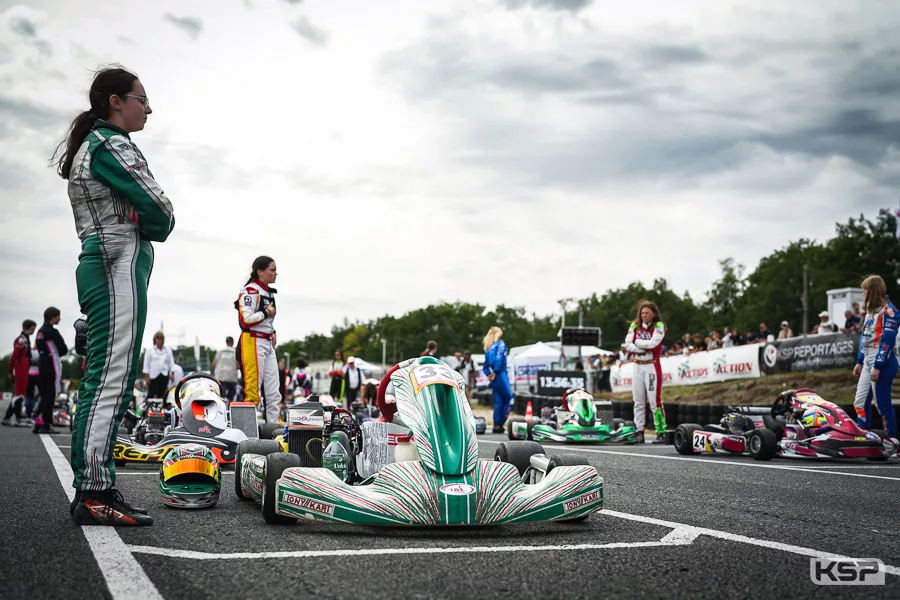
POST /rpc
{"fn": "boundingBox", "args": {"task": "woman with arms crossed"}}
[623,301,667,444]
[235,256,282,424]
[55,67,174,526]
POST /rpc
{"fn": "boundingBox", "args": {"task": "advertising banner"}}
[609,344,762,393]
[761,332,860,374]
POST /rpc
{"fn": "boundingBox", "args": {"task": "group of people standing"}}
[4,308,69,434]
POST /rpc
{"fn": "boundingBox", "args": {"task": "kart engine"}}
[135,399,168,445]
[284,399,361,472]
[723,413,750,435]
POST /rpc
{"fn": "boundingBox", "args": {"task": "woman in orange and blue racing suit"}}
[853,275,898,437]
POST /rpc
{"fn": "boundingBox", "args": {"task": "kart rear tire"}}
[263,453,301,524]
[547,454,593,522]
[762,415,785,441]
[258,423,283,440]
[673,424,701,455]
[747,428,777,461]
[507,418,526,441]
[235,439,284,501]
[868,429,891,461]
[494,441,545,476]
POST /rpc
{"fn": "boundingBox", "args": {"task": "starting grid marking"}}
[123,509,900,579]
[41,436,900,600]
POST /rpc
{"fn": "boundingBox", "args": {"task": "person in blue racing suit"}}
[853,275,898,437]
[482,326,513,433]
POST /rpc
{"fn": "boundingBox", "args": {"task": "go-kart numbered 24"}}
[235,357,604,526]
[674,389,899,461]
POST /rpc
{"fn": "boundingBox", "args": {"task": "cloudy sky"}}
[1,0,898,353]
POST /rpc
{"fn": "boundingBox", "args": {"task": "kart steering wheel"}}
[770,390,795,420]
[376,357,421,423]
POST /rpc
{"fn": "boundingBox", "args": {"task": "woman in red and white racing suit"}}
[622,301,667,443]
[235,256,281,423]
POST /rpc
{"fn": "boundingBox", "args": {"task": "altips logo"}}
[713,356,755,375]
[677,359,708,380]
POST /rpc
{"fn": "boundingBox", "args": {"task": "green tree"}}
[703,258,746,329]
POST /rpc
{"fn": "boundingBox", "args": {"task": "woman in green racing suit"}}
[54,67,175,526]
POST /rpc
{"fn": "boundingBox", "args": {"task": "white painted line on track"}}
[478,441,900,481]
[57,445,71,448]
[128,537,692,560]
[602,509,900,577]
[40,435,164,600]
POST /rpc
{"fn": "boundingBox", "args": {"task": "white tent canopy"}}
[511,341,561,366]
[544,341,614,357]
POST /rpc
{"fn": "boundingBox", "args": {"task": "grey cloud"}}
[162,14,203,39]
[0,94,68,134]
[9,16,36,37]
[380,13,900,193]
[638,44,709,67]
[290,16,328,46]
[501,0,592,12]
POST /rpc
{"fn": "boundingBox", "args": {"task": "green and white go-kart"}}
[238,356,604,525]
[508,388,638,444]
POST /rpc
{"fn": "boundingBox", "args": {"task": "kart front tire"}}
[868,429,891,462]
[262,453,301,525]
[235,439,284,501]
[673,424,701,455]
[494,441,545,476]
[507,418,526,441]
[747,428,777,461]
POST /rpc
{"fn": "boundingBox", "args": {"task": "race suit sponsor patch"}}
[282,491,335,516]
[564,490,600,513]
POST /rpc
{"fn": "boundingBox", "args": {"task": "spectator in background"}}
[420,340,438,357]
[706,331,722,350]
[143,331,174,399]
[3,319,37,427]
[731,328,745,346]
[343,356,364,408]
[35,307,68,435]
[721,328,734,348]
[213,336,238,403]
[329,350,345,402]
[745,330,758,344]
[691,333,706,352]
[482,326,513,434]
[852,302,863,322]
[841,310,862,334]
[813,311,838,334]
[456,352,476,402]
[778,321,793,339]
[758,322,772,340]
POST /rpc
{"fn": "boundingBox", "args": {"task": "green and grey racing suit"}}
[68,119,175,492]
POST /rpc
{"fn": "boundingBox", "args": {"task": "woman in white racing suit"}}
[235,256,281,423]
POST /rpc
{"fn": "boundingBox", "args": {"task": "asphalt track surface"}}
[2,424,898,600]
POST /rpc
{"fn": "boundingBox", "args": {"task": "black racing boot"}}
[72,489,153,526]
[70,489,149,516]
[634,431,645,444]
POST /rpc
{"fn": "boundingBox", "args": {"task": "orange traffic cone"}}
[525,401,534,419]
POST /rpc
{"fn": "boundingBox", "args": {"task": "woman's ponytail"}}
[49,66,138,180]
[52,110,98,180]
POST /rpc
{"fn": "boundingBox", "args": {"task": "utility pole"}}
[531,312,537,343]
[381,338,387,371]
[557,297,573,368]
[802,263,809,334]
